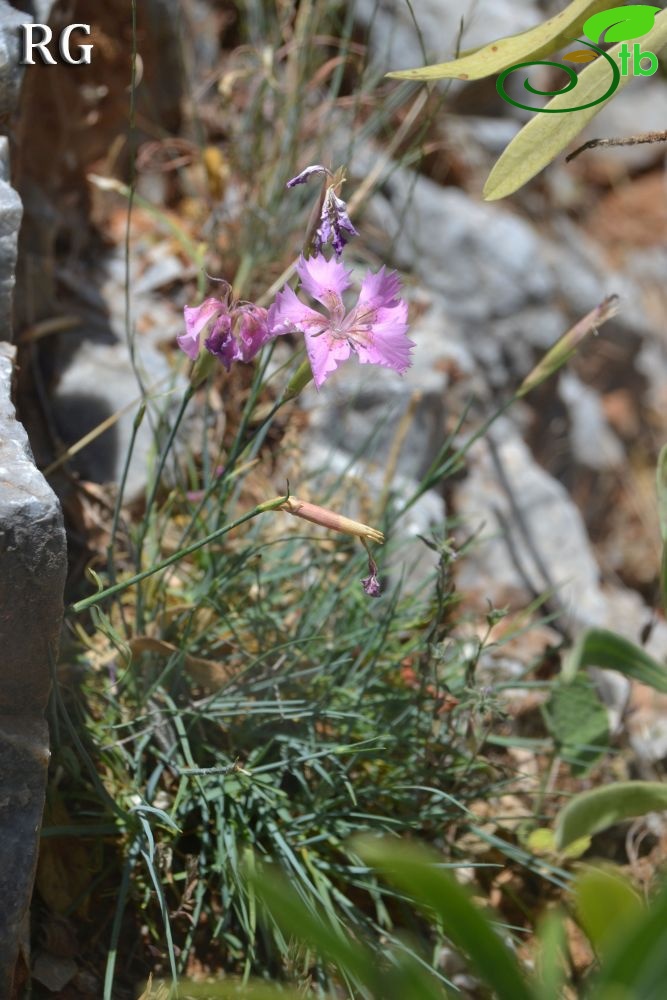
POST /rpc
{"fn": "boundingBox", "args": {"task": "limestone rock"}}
[368,175,555,322]
[0,3,35,117]
[0,344,66,712]
[453,424,609,627]
[0,343,65,994]
[0,717,50,994]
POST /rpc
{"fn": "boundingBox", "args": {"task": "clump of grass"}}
[53,505,513,993]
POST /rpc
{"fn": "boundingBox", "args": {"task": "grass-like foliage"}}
[43,4,509,990]
[52,462,509,992]
[35,3,667,998]
[141,841,667,999]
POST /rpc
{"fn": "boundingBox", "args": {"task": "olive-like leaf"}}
[555,781,667,849]
[386,0,623,82]
[562,628,667,693]
[588,881,667,997]
[483,9,667,200]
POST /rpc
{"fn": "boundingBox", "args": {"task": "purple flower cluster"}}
[179,163,413,391]
[286,164,358,256]
[178,165,406,597]
[178,288,272,370]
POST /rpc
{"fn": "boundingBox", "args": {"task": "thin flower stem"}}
[69,494,288,616]
[134,385,195,627]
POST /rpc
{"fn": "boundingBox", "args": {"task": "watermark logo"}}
[497,4,661,113]
[19,23,92,66]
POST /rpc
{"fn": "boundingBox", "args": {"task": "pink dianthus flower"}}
[268,255,413,389]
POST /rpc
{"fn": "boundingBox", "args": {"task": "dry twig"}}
[566,130,667,163]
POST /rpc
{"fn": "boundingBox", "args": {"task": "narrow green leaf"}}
[377,956,450,1000]
[555,781,667,850]
[562,628,667,693]
[386,0,622,81]
[483,9,667,200]
[517,296,619,398]
[355,838,536,1000]
[573,866,643,957]
[252,868,379,992]
[534,910,567,1000]
[145,983,305,999]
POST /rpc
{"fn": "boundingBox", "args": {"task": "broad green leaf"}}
[542,675,608,775]
[355,837,536,1000]
[251,866,445,999]
[562,628,667,693]
[555,781,667,849]
[574,866,643,957]
[253,869,378,991]
[386,0,623,81]
[588,880,667,998]
[483,9,667,199]
[657,444,667,611]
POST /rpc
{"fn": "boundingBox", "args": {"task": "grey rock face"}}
[558,372,624,471]
[0,343,66,995]
[454,425,609,628]
[0,3,33,117]
[0,716,50,989]
[452,425,667,728]
[0,343,67,713]
[48,247,190,499]
[0,156,24,342]
[369,176,555,322]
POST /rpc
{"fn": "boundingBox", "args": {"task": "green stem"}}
[134,385,194,628]
[69,494,288,615]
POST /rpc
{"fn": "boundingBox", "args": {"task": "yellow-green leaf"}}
[555,781,667,849]
[483,9,667,200]
[574,866,644,957]
[525,827,556,855]
[386,0,623,82]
